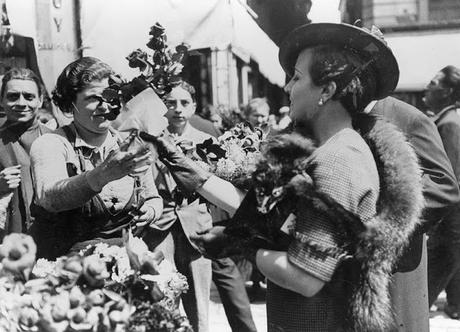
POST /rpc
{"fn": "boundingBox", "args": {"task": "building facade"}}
[340,0,460,110]
[0,0,286,121]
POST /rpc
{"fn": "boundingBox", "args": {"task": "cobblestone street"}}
[208,285,460,332]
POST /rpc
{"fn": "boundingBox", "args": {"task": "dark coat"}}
[371,97,459,245]
[189,114,222,138]
[434,106,460,181]
[0,121,52,236]
[370,97,460,332]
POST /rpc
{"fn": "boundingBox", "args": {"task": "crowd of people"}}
[1,21,460,332]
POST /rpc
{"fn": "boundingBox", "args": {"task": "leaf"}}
[122,229,142,271]
[196,138,227,162]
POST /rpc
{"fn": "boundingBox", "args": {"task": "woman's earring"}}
[318,98,324,106]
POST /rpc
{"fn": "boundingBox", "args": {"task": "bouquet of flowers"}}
[192,122,268,190]
[98,22,190,148]
[102,22,189,125]
[0,232,192,332]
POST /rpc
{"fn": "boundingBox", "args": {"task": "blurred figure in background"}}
[244,98,270,128]
[0,68,52,239]
[218,104,244,131]
[190,104,222,137]
[209,108,223,134]
[36,108,58,130]
[424,65,460,319]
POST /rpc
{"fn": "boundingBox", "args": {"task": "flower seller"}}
[29,57,163,259]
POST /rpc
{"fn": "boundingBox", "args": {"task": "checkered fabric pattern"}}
[288,128,379,281]
[267,129,380,331]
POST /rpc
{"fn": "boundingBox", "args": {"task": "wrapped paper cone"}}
[113,88,168,137]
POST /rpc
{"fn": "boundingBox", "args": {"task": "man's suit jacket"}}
[151,125,213,252]
[0,121,52,235]
[434,106,460,182]
[370,97,460,271]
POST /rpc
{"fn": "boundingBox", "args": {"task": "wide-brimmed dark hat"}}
[279,23,399,100]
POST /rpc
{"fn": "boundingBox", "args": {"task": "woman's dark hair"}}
[440,65,460,103]
[309,44,378,114]
[1,67,43,98]
[52,57,113,112]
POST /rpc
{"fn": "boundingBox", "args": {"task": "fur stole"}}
[347,115,424,331]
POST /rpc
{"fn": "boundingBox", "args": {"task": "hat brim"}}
[279,23,399,100]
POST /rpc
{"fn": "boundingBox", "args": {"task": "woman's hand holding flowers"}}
[191,225,229,258]
[139,131,212,194]
[191,224,259,263]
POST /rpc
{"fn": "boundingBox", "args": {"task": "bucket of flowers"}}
[0,232,191,332]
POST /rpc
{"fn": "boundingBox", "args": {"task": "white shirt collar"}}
[432,105,457,122]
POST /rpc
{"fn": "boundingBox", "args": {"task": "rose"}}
[87,289,105,306]
[82,256,110,288]
[18,307,40,329]
[126,49,149,71]
[51,292,70,322]
[68,307,93,331]
[69,286,85,308]
[0,233,37,277]
[56,255,83,282]
[149,22,165,38]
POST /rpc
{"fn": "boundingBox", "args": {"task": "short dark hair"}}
[52,57,113,112]
[309,44,378,115]
[440,65,460,103]
[175,80,196,102]
[1,67,43,98]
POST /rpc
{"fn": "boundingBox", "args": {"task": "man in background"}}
[423,65,460,319]
[367,96,460,331]
[244,98,270,128]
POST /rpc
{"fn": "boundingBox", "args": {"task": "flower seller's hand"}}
[87,147,153,192]
[132,204,156,227]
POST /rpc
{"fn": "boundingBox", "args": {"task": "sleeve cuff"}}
[287,234,344,282]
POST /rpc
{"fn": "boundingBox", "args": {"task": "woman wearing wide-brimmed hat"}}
[149,23,424,331]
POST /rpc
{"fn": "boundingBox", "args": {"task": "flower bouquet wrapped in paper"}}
[102,22,189,140]
[0,232,191,332]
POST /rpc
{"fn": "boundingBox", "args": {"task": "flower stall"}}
[0,232,192,332]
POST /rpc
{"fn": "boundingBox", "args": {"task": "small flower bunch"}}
[101,22,189,121]
[194,122,268,189]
